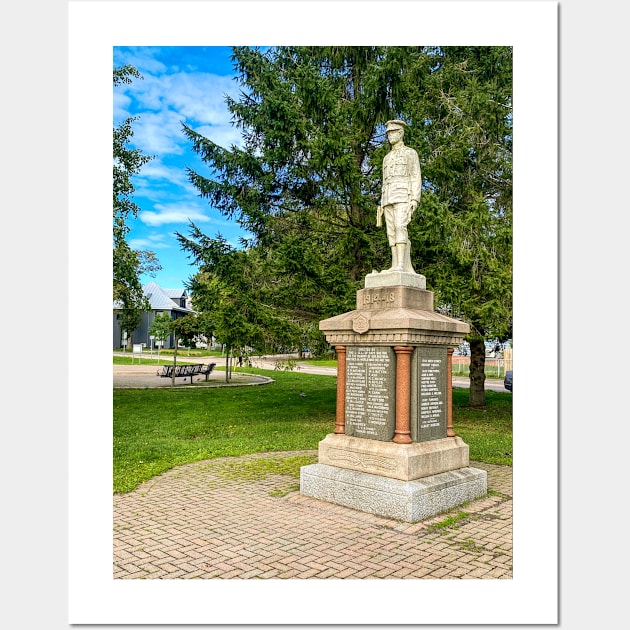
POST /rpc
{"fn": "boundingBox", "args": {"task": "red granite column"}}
[393,346,413,444]
[447,347,455,437]
[334,345,347,434]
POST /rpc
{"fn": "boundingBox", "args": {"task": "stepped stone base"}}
[317,433,470,481]
[300,463,487,522]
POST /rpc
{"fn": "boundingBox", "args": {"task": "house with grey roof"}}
[113,281,195,349]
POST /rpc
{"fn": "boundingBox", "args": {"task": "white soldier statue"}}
[376,119,421,274]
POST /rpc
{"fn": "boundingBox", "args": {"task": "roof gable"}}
[114,282,194,313]
[143,282,193,313]
[163,288,188,300]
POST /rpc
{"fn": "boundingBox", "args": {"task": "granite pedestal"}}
[300,278,487,522]
[300,463,487,522]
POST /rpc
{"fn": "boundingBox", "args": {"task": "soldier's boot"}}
[394,242,406,271]
[388,245,399,271]
[402,240,415,273]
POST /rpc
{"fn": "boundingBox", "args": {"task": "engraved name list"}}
[344,346,396,441]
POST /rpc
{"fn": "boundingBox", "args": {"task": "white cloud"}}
[114,46,168,76]
[133,159,211,206]
[135,160,190,193]
[137,160,178,182]
[113,91,134,121]
[157,72,237,125]
[115,65,243,156]
[194,122,242,150]
[131,110,188,156]
[139,203,215,227]
[128,234,170,250]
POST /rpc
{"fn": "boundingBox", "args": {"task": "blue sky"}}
[113,46,251,290]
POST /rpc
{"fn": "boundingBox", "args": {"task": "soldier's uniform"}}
[375,119,422,273]
[381,123,422,249]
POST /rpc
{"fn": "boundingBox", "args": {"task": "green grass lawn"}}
[301,359,338,367]
[113,369,512,493]
[452,388,513,466]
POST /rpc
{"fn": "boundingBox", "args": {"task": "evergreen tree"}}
[405,47,513,406]
[180,47,512,405]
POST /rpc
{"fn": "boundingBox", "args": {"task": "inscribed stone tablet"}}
[344,346,396,441]
[410,347,448,442]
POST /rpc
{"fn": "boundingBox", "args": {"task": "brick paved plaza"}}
[114,450,512,579]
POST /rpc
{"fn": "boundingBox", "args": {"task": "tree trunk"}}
[468,337,486,408]
[225,350,230,383]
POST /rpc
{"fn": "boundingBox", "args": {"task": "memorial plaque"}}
[410,346,448,442]
[344,346,396,441]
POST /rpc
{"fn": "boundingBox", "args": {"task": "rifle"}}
[376,204,383,227]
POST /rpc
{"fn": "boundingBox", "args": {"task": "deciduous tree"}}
[113,65,161,347]
[176,228,302,381]
[148,312,172,363]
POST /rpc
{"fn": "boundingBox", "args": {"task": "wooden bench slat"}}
[157,362,217,381]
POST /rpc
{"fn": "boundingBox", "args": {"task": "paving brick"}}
[113,452,512,580]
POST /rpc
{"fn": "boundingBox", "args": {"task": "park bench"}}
[156,362,217,383]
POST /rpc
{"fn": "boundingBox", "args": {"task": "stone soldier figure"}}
[377,119,421,273]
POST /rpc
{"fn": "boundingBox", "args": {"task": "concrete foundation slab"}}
[300,463,487,522]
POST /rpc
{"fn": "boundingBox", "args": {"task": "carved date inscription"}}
[344,346,396,441]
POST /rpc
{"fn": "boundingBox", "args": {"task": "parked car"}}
[504,370,513,392]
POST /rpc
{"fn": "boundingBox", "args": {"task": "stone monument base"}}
[365,270,426,289]
[313,270,477,522]
[300,463,487,522]
[317,433,470,481]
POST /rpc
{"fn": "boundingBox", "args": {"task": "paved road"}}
[247,355,509,392]
[114,353,509,392]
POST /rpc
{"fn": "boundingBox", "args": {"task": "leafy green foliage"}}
[176,230,299,372]
[113,65,161,346]
[148,312,173,345]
